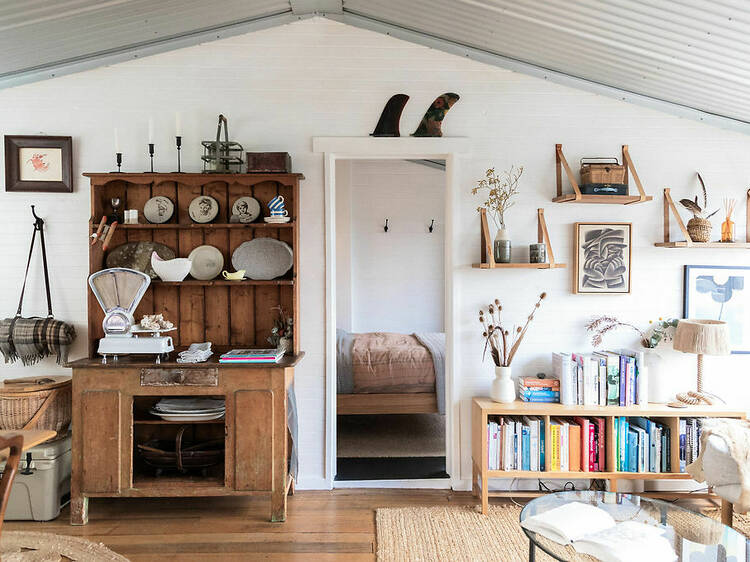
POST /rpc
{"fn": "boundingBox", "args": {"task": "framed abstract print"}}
[4,135,73,193]
[574,222,632,294]
[684,264,750,354]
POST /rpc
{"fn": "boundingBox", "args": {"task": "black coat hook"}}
[31,205,44,230]
[384,218,389,233]
[429,219,435,233]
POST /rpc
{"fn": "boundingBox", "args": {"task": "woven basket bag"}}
[0,376,71,433]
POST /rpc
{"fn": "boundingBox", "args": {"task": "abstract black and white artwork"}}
[574,223,632,294]
[684,265,750,354]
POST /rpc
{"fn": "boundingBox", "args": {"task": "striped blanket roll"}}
[0,317,76,366]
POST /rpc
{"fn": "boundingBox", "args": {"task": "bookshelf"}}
[471,397,746,514]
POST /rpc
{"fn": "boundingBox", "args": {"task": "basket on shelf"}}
[687,217,712,242]
[0,376,71,433]
[137,425,224,474]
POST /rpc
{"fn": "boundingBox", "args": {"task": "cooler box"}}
[1,434,70,521]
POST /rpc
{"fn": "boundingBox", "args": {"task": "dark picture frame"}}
[573,222,632,294]
[683,264,750,354]
[4,135,73,193]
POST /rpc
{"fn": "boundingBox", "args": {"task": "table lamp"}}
[670,319,730,407]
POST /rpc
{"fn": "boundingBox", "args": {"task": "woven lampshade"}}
[673,319,730,356]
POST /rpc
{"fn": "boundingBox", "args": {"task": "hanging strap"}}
[16,206,53,319]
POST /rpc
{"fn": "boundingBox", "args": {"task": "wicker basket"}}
[687,217,712,243]
[0,376,71,433]
[580,157,626,184]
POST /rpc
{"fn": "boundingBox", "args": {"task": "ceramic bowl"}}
[222,269,246,281]
[151,252,192,282]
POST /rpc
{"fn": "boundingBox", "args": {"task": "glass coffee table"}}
[520,491,748,561]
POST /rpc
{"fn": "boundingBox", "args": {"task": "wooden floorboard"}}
[3,489,477,560]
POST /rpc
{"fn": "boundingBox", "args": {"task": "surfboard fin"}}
[412,93,460,137]
[370,94,410,137]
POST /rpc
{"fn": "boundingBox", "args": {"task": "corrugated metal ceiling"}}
[1,0,748,131]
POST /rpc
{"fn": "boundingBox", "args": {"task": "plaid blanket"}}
[0,317,76,366]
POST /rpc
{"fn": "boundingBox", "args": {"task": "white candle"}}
[175,112,182,137]
[148,117,154,143]
[114,128,120,152]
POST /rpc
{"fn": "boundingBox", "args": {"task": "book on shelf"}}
[219,348,284,363]
[613,417,672,473]
[489,416,545,471]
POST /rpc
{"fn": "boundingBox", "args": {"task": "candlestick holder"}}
[174,136,184,173]
[110,152,123,173]
[146,143,155,173]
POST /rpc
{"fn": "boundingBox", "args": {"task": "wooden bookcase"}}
[84,172,304,357]
[471,398,746,514]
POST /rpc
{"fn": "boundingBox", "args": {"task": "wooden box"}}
[246,152,292,173]
[580,158,626,184]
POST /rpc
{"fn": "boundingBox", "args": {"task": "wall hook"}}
[31,205,44,230]
[429,219,435,233]
[384,218,389,233]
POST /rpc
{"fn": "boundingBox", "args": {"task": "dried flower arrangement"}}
[472,165,524,230]
[479,292,546,367]
[586,316,678,349]
[267,305,293,348]
[679,172,719,220]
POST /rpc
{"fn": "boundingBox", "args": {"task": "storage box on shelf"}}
[70,172,304,526]
[471,397,746,514]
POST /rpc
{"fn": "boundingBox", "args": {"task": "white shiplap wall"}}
[1,18,750,490]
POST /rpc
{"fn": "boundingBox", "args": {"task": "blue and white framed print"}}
[684,265,750,354]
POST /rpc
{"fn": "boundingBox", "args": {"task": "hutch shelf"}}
[654,188,750,248]
[553,144,652,204]
[472,398,746,515]
[70,172,304,525]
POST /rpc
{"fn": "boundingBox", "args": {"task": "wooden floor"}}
[4,489,482,560]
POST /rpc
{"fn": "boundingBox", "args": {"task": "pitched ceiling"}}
[2,0,748,132]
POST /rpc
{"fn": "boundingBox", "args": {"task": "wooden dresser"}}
[70,172,304,524]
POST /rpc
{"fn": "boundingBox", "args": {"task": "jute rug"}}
[0,531,128,561]
[376,504,750,561]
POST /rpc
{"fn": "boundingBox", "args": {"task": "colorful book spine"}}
[550,423,560,471]
[606,354,619,406]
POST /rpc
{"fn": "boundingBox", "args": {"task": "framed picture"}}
[573,222,632,294]
[4,135,73,193]
[684,265,750,354]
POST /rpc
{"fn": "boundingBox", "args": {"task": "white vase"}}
[645,348,676,403]
[278,336,292,355]
[494,227,511,263]
[491,366,516,403]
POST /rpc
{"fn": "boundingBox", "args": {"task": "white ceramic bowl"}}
[151,252,192,282]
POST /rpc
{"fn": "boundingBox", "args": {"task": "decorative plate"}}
[230,196,261,223]
[188,195,219,223]
[148,411,225,422]
[231,238,293,280]
[105,241,176,279]
[263,216,291,223]
[143,196,174,224]
[188,245,224,280]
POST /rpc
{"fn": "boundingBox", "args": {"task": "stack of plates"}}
[149,398,225,421]
[264,216,291,223]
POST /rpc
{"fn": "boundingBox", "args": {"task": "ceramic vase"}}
[644,349,672,403]
[494,227,511,263]
[490,366,515,403]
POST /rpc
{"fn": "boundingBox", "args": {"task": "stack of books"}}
[519,377,560,403]
[548,417,606,472]
[614,417,671,473]
[552,349,646,406]
[487,416,545,471]
[680,417,703,472]
[219,348,284,364]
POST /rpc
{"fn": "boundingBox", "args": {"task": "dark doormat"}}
[335,456,448,481]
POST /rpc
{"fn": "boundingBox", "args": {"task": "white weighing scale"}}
[88,268,174,364]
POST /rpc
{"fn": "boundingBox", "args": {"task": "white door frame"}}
[313,136,469,490]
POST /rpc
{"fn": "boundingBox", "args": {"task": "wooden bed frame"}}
[337,393,438,415]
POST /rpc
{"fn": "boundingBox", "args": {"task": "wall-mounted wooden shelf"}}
[151,279,294,286]
[654,188,750,248]
[94,222,294,230]
[472,208,566,269]
[554,144,652,204]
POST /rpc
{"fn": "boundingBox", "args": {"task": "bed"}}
[337,330,445,415]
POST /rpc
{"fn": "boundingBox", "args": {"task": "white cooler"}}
[1,434,71,521]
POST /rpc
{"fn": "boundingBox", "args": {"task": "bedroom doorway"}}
[334,158,447,482]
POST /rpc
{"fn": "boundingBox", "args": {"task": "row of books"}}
[680,418,703,473]
[614,417,671,473]
[549,417,606,472]
[487,416,545,471]
[552,350,645,407]
[218,348,284,363]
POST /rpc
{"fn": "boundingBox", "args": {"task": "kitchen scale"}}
[88,268,174,364]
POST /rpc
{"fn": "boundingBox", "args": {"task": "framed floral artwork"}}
[4,135,73,192]
[573,222,632,294]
